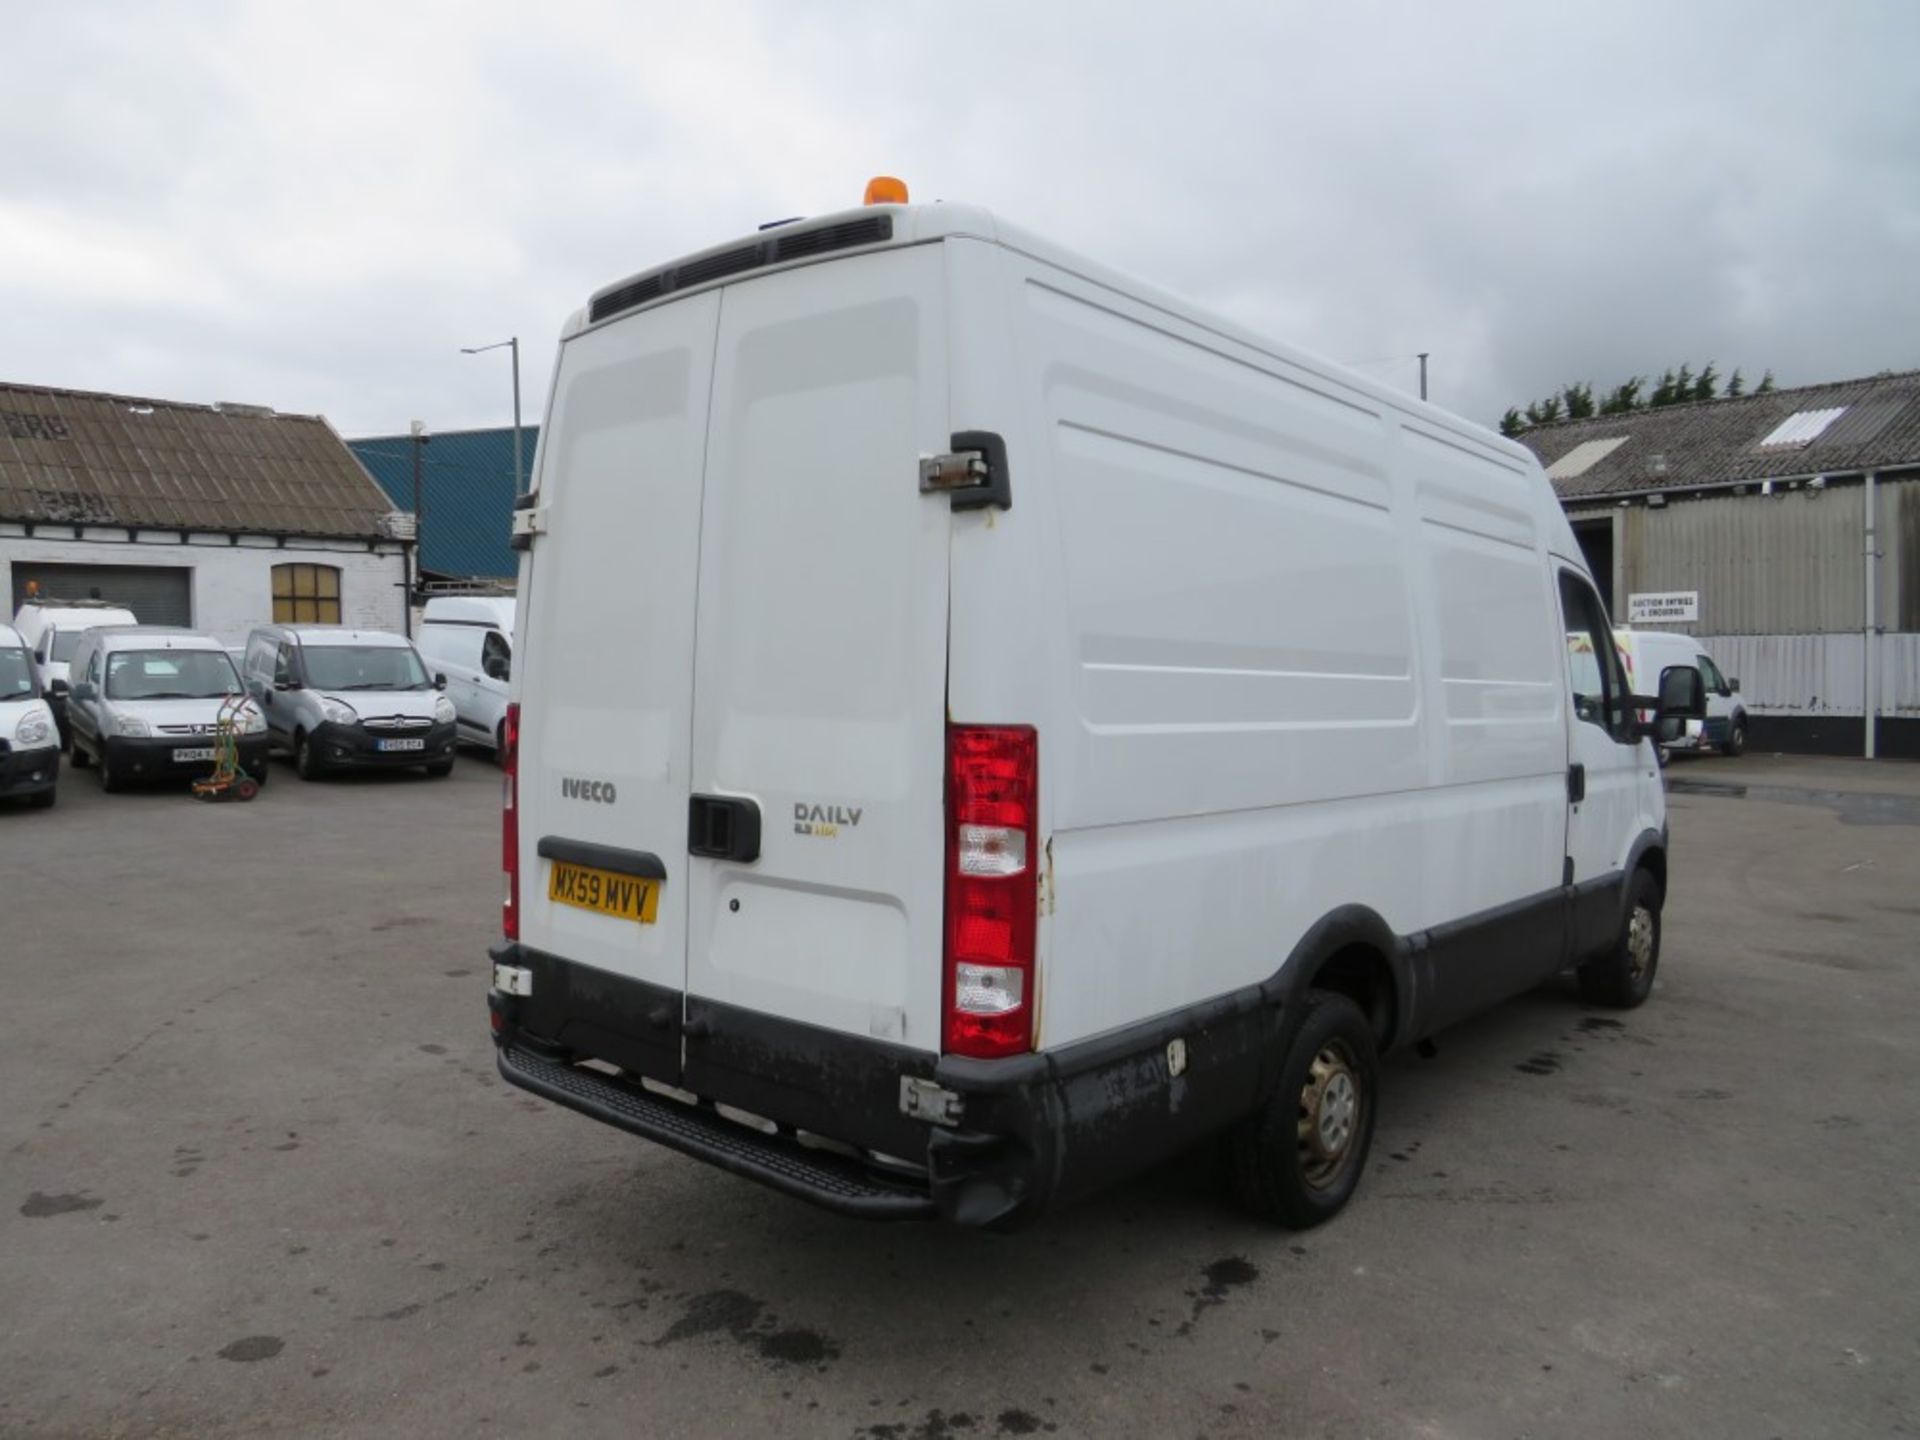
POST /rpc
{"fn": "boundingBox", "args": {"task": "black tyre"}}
[27,787,56,810]
[1725,717,1747,757]
[294,731,323,782]
[247,764,270,788]
[424,760,454,778]
[69,741,91,770]
[1578,867,1662,1009]
[1230,989,1378,1229]
[99,753,124,793]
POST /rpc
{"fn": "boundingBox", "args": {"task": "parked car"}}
[417,595,515,758]
[64,627,268,792]
[486,190,1706,1232]
[1616,629,1748,758]
[239,624,457,780]
[11,599,139,747]
[0,622,60,808]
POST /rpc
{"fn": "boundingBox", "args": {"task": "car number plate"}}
[548,862,660,924]
[377,738,426,752]
[172,747,216,762]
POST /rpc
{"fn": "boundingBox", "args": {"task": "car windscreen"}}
[51,629,93,662]
[0,645,34,700]
[302,644,431,692]
[105,649,242,700]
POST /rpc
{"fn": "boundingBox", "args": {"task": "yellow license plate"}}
[547,861,661,923]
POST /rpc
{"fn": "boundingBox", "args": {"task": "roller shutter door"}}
[11,562,193,628]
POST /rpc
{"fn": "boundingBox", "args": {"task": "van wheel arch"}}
[1274,905,1407,1053]
[1308,944,1400,1050]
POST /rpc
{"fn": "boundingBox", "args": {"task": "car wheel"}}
[294,730,323,781]
[69,740,91,770]
[1578,867,1662,1009]
[1229,989,1378,1229]
[99,753,124,793]
[425,760,454,778]
[1725,717,1747,757]
[27,787,56,810]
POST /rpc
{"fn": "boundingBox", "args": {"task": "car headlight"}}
[240,706,267,735]
[320,698,359,726]
[115,716,151,738]
[16,712,52,747]
[434,695,456,724]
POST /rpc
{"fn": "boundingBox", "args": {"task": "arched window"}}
[271,563,341,624]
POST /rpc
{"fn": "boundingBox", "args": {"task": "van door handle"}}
[1567,764,1586,804]
[688,795,761,863]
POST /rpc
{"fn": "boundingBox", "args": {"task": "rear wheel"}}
[1230,989,1378,1229]
[234,775,261,801]
[294,731,323,782]
[1578,867,1662,1009]
[1725,716,1748,757]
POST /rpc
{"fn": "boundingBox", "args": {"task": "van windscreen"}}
[1,645,33,698]
[303,645,430,692]
[51,630,90,662]
[105,650,241,700]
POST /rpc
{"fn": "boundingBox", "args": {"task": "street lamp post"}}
[461,337,525,495]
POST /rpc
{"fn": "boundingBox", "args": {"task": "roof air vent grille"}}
[588,215,895,325]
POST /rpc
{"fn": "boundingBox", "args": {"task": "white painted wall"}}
[0,527,408,645]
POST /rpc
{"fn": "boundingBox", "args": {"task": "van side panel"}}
[514,293,722,998]
[992,258,1565,1048]
[682,247,951,1052]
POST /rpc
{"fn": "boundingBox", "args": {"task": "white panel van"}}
[487,192,1705,1230]
[1616,629,1748,759]
[418,596,515,756]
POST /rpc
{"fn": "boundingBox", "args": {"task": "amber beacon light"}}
[863,175,909,205]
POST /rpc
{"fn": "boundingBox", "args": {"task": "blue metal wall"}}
[349,426,535,579]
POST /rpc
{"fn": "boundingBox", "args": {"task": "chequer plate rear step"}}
[497,1044,935,1220]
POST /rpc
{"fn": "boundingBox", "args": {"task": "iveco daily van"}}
[240,624,457,780]
[65,627,268,791]
[12,599,139,747]
[487,187,1705,1230]
[417,596,515,756]
[1616,629,1748,758]
[0,622,60,808]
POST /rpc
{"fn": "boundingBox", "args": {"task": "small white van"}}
[11,600,140,747]
[488,189,1705,1229]
[65,627,269,791]
[0,622,60,808]
[1615,629,1748,758]
[418,596,515,756]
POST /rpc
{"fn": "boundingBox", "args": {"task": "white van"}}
[0,622,60,808]
[487,190,1705,1230]
[65,627,269,791]
[1615,629,1748,758]
[418,596,515,756]
[11,600,140,747]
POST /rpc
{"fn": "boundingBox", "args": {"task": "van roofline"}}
[569,201,1528,467]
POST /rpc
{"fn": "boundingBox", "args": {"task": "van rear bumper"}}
[488,943,1281,1229]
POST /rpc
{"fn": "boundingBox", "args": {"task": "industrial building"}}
[349,425,531,586]
[1,383,411,644]
[1518,370,1919,757]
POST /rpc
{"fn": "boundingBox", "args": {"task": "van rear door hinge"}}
[509,497,547,551]
[919,430,1012,512]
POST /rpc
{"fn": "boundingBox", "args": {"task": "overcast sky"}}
[4,1,1916,439]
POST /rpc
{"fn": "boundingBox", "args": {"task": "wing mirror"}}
[47,677,70,697]
[1659,664,1707,719]
[32,648,45,664]
[70,681,96,702]
[483,656,509,681]
[1726,676,1740,693]
[435,672,449,691]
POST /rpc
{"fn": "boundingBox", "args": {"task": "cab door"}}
[1558,568,1647,957]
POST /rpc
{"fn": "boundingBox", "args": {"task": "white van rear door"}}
[515,292,721,996]
[684,246,951,1051]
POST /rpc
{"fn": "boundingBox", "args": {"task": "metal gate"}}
[10,562,193,627]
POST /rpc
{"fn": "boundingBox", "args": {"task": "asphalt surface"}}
[3,749,1917,1439]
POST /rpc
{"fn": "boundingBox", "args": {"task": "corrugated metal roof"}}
[1519,370,1920,500]
[348,426,533,579]
[0,382,396,538]
[1755,406,1847,450]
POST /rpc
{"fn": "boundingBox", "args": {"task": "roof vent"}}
[382,511,418,540]
[1646,453,1668,475]
[589,214,895,325]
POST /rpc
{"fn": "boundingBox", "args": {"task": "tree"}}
[1599,377,1644,414]
[1501,361,1767,430]
[1692,362,1719,402]
[1524,396,1563,426]
[1755,370,1776,393]
[1561,382,1596,420]
[1500,408,1526,438]
[1724,368,1745,398]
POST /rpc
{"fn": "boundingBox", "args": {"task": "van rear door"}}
[682,246,952,1062]
[514,290,721,1078]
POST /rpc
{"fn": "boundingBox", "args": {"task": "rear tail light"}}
[501,702,520,940]
[944,724,1038,1059]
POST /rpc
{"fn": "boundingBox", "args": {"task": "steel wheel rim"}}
[1297,1040,1364,1189]
[1627,904,1656,983]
